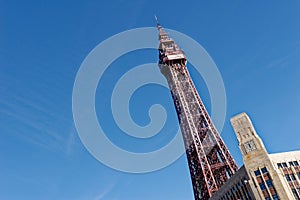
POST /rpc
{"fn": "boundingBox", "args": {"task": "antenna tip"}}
[154,15,162,30]
[154,15,158,23]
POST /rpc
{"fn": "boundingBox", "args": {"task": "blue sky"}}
[1,1,300,199]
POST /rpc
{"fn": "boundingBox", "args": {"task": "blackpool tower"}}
[156,20,238,199]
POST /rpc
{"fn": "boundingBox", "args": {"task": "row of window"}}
[285,173,297,182]
[218,178,253,200]
[259,179,274,190]
[265,194,280,200]
[277,161,299,168]
[254,167,280,200]
[255,167,268,176]
[285,172,300,182]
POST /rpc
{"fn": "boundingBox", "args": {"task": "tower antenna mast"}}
[156,20,238,199]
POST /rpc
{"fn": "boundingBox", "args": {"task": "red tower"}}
[156,21,238,199]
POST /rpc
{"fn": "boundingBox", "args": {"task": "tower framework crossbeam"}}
[156,21,238,199]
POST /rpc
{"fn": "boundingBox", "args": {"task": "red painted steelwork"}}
[156,21,238,200]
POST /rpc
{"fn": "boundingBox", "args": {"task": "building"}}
[211,112,300,200]
[156,20,238,199]
[155,19,300,199]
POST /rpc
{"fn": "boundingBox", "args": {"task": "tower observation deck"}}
[156,20,238,199]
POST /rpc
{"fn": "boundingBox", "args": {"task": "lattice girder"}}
[156,22,238,199]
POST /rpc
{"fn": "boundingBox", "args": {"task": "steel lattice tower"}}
[156,21,238,199]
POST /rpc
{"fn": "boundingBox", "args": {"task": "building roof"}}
[269,150,300,162]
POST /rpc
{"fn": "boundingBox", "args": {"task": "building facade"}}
[211,113,300,200]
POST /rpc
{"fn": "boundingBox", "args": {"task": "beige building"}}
[211,113,300,200]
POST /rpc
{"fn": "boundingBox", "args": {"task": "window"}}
[291,174,296,181]
[265,197,271,200]
[266,179,273,188]
[282,162,288,168]
[294,161,299,166]
[255,170,261,176]
[298,173,300,180]
[289,161,294,166]
[285,174,291,182]
[272,194,280,200]
[277,163,282,168]
[259,182,266,190]
[292,189,300,200]
[261,167,268,173]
